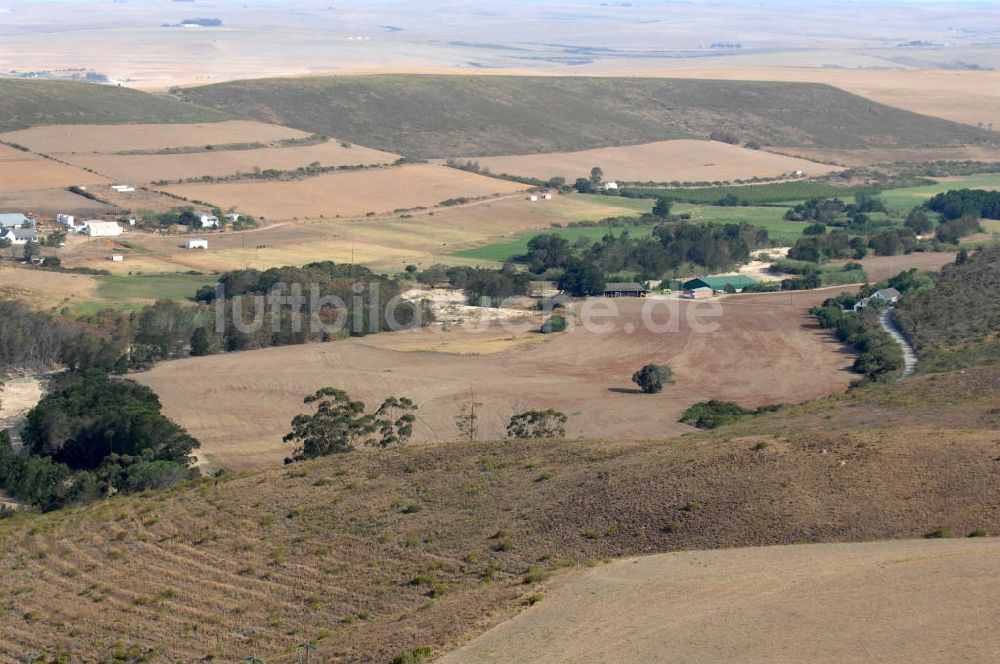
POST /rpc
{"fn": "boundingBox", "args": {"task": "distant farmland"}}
[162,164,527,220]
[177,75,996,158]
[460,139,838,184]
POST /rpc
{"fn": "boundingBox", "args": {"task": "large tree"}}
[283,388,416,462]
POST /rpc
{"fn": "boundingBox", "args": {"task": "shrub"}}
[507,409,568,439]
[392,647,432,664]
[541,313,568,334]
[631,364,674,394]
[522,564,551,584]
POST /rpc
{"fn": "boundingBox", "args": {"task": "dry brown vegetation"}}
[136,290,857,470]
[162,164,527,220]
[462,139,838,183]
[0,366,997,661]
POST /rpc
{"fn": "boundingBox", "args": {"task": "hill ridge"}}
[177,74,997,158]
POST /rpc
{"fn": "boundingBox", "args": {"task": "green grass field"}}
[452,224,659,261]
[454,200,808,261]
[95,273,218,304]
[626,181,850,205]
[877,174,1000,211]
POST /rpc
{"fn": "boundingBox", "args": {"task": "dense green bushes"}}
[1,371,200,511]
[894,247,1000,370]
[811,304,904,381]
[926,189,1000,220]
[680,400,781,429]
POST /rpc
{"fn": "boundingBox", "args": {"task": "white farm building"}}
[195,212,219,228]
[186,238,209,250]
[82,221,123,237]
[57,214,76,228]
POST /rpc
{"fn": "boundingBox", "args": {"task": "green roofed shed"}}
[683,275,758,293]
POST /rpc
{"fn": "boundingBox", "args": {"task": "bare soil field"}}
[0,186,110,217]
[162,164,528,221]
[1,365,997,661]
[136,289,856,470]
[59,141,399,184]
[769,145,1000,167]
[462,139,838,183]
[84,193,638,274]
[0,144,107,192]
[441,538,1000,664]
[0,121,308,155]
[851,252,958,283]
[0,264,99,310]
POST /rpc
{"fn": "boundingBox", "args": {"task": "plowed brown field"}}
[136,289,856,470]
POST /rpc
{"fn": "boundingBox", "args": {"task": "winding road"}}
[879,307,918,377]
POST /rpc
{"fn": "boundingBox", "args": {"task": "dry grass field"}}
[442,538,1000,664]
[162,164,528,221]
[0,120,309,155]
[0,187,110,217]
[0,264,99,310]
[0,143,107,192]
[57,142,399,184]
[768,145,1000,167]
[136,289,856,471]
[69,193,639,274]
[0,365,997,661]
[462,139,838,183]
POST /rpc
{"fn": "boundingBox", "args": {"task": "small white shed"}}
[186,238,209,250]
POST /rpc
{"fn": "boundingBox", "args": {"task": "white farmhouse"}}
[186,238,209,250]
[543,193,553,200]
[2,228,37,245]
[82,220,123,237]
[195,211,219,228]
[528,194,539,202]
[603,181,619,191]
[57,214,76,228]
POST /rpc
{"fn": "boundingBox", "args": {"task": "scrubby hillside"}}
[0,79,228,132]
[895,246,1000,370]
[0,366,997,662]
[177,75,996,158]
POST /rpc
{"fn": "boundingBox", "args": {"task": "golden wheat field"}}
[463,139,839,183]
[161,164,528,220]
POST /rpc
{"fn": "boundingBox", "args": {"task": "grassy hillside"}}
[0,79,229,132]
[895,246,1000,370]
[0,366,997,661]
[177,75,996,158]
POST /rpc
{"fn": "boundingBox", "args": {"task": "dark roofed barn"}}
[604,282,648,298]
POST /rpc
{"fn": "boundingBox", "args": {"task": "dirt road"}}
[440,538,1000,664]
